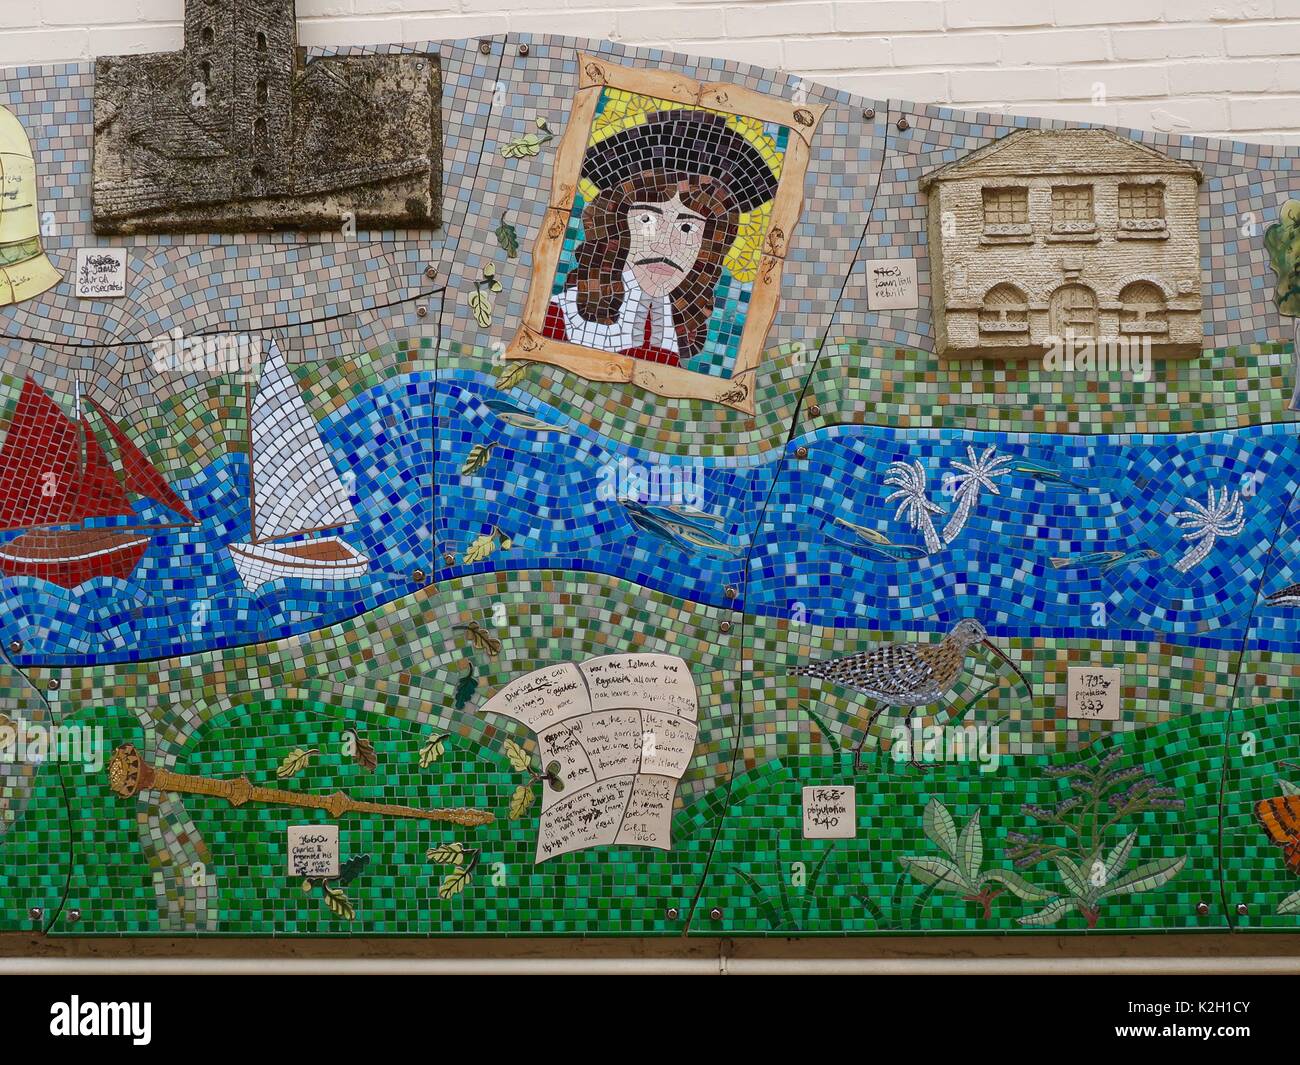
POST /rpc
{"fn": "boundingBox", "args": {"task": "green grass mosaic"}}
[701,712,1228,934]
[0,564,1278,936]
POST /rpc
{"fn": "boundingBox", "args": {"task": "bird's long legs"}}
[907,713,927,772]
[851,705,931,773]
[851,701,888,772]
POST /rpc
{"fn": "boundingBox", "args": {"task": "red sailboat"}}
[0,377,196,588]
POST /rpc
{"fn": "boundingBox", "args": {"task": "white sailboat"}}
[228,338,369,593]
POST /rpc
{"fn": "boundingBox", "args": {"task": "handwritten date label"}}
[75,248,128,298]
[802,785,856,839]
[287,824,339,878]
[1066,665,1122,721]
[865,257,918,311]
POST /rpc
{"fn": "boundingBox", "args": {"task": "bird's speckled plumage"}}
[793,619,993,769]
[794,619,987,707]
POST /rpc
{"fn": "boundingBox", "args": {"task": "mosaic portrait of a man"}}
[546,104,782,372]
[508,57,824,413]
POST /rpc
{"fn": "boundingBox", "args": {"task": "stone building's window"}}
[982,186,1030,236]
[1051,184,1095,233]
[1118,182,1167,236]
[1119,281,1169,333]
[978,283,1030,334]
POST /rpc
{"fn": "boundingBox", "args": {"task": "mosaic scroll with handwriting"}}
[479,654,699,862]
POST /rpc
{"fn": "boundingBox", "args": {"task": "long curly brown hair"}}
[567,169,739,360]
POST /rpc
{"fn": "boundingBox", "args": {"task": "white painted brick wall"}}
[4,0,1300,142]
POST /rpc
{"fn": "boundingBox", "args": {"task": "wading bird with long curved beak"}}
[792,619,1031,771]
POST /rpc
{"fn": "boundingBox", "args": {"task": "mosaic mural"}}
[2,14,1300,938]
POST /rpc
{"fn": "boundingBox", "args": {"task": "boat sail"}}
[0,377,196,588]
[228,339,368,593]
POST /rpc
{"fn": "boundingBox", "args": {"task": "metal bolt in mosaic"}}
[0,28,1299,937]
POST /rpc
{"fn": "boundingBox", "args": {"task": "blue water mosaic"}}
[10,362,1297,668]
[441,369,1300,656]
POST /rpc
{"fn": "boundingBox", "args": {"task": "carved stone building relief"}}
[921,128,1202,359]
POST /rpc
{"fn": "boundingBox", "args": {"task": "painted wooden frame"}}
[503,53,826,416]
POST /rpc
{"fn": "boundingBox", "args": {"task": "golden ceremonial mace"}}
[107,744,494,828]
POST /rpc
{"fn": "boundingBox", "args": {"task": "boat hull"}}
[229,535,369,593]
[0,528,151,588]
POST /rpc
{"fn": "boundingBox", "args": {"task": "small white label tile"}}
[287,824,340,878]
[802,785,857,839]
[1066,665,1122,721]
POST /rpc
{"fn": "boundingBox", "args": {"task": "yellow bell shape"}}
[0,105,60,307]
